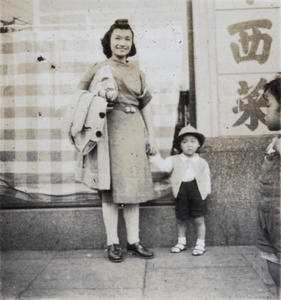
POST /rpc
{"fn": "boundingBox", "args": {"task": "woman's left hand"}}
[141,103,157,155]
[147,136,158,156]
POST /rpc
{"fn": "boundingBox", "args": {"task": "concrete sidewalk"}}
[0,246,279,300]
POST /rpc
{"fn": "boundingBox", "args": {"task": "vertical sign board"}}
[193,0,281,137]
[216,0,281,136]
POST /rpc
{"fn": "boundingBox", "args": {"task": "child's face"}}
[180,134,200,157]
[263,90,281,131]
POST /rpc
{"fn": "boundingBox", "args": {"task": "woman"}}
[77,19,156,262]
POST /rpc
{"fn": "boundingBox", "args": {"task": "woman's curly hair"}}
[101,19,137,59]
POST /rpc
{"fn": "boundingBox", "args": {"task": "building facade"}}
[0,0,280,250]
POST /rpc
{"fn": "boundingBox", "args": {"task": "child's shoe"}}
[171,243,186,253]
[192,244,205,256]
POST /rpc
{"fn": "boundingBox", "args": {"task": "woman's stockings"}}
[102,201,140,246]
[102,201,119,245]
[123,203,140,245]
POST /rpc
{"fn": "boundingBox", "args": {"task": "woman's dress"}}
[78,58,155,204]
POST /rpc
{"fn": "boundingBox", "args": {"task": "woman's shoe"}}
[127,242,154,259]
[107,244,123,263]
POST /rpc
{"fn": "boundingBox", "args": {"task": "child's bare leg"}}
[194,216,206,240]
[192,216,206,256]
[177,218,187,238]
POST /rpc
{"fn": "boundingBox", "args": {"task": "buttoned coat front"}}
[62,89,111,190]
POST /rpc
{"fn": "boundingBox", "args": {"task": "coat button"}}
[99,112,105,118]
[96,131,102,137]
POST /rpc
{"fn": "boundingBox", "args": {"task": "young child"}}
[150,125,211,255]
[257,77,280,295]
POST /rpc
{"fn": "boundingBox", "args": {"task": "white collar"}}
[180,153,199,162]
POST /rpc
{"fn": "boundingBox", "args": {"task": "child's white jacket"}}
[150,153,211,200]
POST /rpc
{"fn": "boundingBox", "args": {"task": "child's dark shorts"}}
[175,180,209,220]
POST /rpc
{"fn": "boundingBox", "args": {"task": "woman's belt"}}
[111,103,139,114]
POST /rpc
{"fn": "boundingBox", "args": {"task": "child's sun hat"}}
[177,124,205,147]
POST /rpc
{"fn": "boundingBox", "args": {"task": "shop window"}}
[0,0,190,207]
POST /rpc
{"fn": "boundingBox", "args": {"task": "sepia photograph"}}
[0,0,280,299]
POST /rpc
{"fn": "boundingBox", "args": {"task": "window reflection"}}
[0,0,189,205]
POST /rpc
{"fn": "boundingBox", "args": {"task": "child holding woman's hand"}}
[150,125,211,256]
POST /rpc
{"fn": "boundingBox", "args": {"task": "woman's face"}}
[110,29,133,59]
[263,90,281,131]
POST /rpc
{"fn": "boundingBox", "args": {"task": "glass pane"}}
[0,0,189,206]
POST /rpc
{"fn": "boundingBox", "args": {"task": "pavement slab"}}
[144,266,274,299]
[20,288,144,300]
[0,246,279,300]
